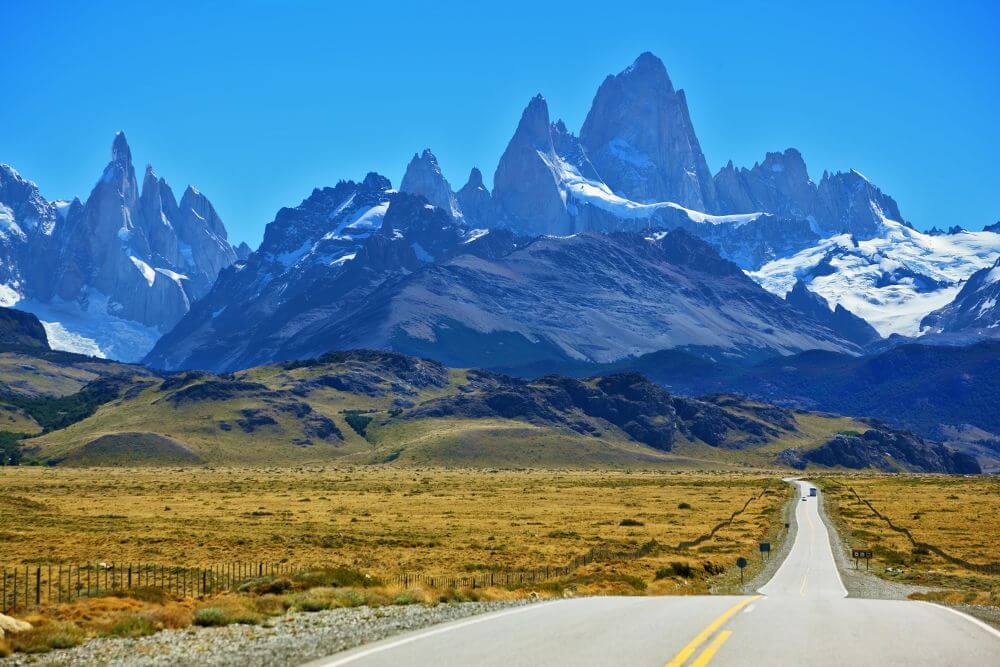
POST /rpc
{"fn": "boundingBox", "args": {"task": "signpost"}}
[736,556,748,583]
[852,548,873,570]
[759,542,771,562]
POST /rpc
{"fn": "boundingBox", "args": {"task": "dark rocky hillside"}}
[0,307,49,349]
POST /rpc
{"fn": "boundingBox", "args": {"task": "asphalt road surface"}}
[309,479,999,666]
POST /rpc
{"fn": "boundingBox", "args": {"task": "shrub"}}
[619,518,644,527]
[656,562,694,579]
[194,598,262,627]
[678,502,692,510]
[238,576,293,595]
[334,589,367,607]
[148,603,193,629]
[11,622,85,653]
[193,608,229,627]
[288,589,335,612]
[392,589,430,605]
[702,561,725,576]
[109,614,158,638]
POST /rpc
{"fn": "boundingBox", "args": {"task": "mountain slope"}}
[784,280,881,347]
[751,221,1000,336]
[288,229,860,368]
[0,134,240,360]
[148,190,861,373]
[920,257,1000,342]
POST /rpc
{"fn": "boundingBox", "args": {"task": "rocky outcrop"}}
[405,371,796,452]
[455,168,494,228]
[400,149,462,219]
[713,149,816,220]
[580,52,717,210]
[785,280,881,346]
[785,428,981,473]
[492,95,574,235]
[813,170,904,238]
[0,307,49,349]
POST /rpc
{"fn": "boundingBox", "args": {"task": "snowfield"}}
[750,220,1000,337]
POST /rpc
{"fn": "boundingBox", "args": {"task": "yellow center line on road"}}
[664,596,760,667]
[689,630,733,667]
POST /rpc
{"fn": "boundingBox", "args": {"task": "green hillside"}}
[18,349,869,468]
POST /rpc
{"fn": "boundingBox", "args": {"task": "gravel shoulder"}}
[1,601,530,667]
[816,486,933,601]
[817,484,1000,631]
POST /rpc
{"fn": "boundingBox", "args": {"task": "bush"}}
[194,599,262,628]
[238,576,293,595]
[193,608,229,627]
[677,502,692,510]
[110,615,158,638]
[619,518,644,527]
[393,589,430,605]
[656,562,694,579]
[11,622,85,653]
[288,589,335,612]
[702,561,725,576]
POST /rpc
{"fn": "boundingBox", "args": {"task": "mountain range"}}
[2,52,999,379]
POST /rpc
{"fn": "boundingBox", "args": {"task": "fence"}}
[1,561,301,614]
[2,489,772,614]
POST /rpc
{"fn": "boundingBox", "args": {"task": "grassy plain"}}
[0,467,787,594]
[817,475,1000,605]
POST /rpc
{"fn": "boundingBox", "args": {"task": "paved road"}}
[309,480,999,666]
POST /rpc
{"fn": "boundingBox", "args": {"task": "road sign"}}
[759,543,771,553]
[852,548,873,570]
[736,556,748,583]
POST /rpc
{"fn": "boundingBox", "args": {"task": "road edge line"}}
[915,600,1000,641]
[303,600,561,666]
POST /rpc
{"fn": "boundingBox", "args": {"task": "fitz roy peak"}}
[579,51,717,211]
[0,133,239,360]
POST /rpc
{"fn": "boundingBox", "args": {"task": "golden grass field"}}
[0,467,787,594]
[817,475,1000,605]
[0,467,794,655]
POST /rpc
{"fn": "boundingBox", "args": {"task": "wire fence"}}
[1,561,300,614]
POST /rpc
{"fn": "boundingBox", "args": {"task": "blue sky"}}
[2,1,998,246]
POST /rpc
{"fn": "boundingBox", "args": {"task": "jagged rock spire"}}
[580,52,717,210]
